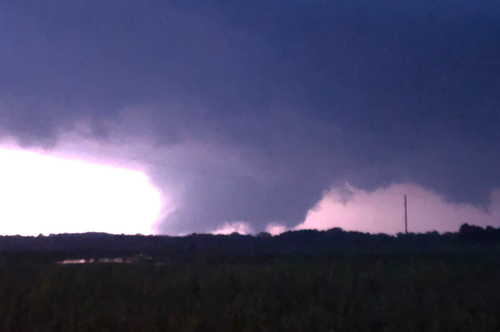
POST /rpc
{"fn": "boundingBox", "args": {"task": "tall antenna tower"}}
[404,195,408,235]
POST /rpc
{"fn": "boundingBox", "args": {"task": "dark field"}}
[2,254,500,332]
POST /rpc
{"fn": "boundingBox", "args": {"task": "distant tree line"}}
[458,224,500,244]
[0,223,498,263]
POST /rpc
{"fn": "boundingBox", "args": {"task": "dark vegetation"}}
[0,223,498,263]
[1,224,500,331]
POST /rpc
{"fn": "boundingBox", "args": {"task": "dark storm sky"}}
[1,0,499,234]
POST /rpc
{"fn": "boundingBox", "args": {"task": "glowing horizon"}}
[0,147,162,236]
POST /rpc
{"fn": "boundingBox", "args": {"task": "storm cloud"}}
[1,0,499,234]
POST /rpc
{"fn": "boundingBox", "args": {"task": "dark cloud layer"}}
[1,0,499,233]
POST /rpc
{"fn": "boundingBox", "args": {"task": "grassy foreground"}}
[1,254,499,332]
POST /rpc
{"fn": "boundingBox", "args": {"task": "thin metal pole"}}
[404,195,408,235]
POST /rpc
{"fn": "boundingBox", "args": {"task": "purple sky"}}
[0,0,499,235]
